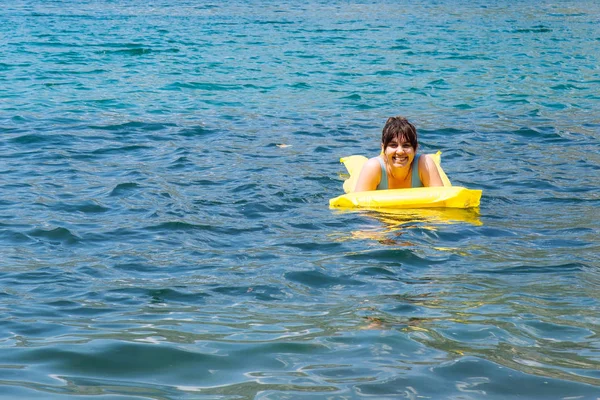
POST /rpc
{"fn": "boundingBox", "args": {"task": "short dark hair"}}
[381,116,418,151]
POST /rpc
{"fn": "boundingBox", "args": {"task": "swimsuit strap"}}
[411,154,423,188]
[376,157,388,190]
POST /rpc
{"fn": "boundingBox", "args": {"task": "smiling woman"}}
[353,116,443,192]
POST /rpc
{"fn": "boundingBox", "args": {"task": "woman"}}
[353,116,443,192]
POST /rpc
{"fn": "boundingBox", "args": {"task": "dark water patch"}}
[474,262,587,275]
[498,97,530,105]
[454,103,475,109]
[522,320,595,342]
[237,201,288,219]
[509,126,563,140]
[0,319,68,338]
[211,285,284,301]
[100,287,199,305]
[254,19,295,25]
[72,265,113,280]
[144,288,210,305]
[140,220,267,237]
[288,82,312,89]
[8,133,78,146]
[191,179,222,187]
[6,267,80,285]
[374,70,404,76]
[168,156,194,170]
[43,299,114,317]
[282,241,343,252]
[0,230,33,244]
[96,47,153,56]
[109,182,142,196]
[292,129,325,138]
[315,145,332,153]
[352,103,377,110]
[287,222,321,231]
[178,125,218,137]
[538,196,600,204]
[27,227,80,245]
[144,221,220,233]
[52,201,110,214]
[425,356,599,399]
[285,270,365,289]
[344,248,431,266]
[356,266,398,279]
[551,83,584,91]
[428,79,448,86]
[508,178,560,190]
[540,101,569,110]
[89,121,176,133]
[548,12,588,17]
[164,82,244,91]
[10,342,278,377]
[444,54,494,60]
[514,25,553,33]
[112,262,171,274]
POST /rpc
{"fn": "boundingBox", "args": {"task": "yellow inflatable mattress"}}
[329,152,481,209]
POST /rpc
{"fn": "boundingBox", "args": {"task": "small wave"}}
[178,126,218,137]
[92,145,151,156]
[474,262,587,275]
[9,133,78,145]
[89,121,176,132]
[109,182,141,196]
[288,82,312,89]
[511,127,562,140]
[514,26,552,33]
[134,288,211,304]
[344,248,429,265]
[27,227,80,244]
[375,70,403,76]
[285,270,364,289]
[163,82,243,91]
[145,221,216,232]
[96,47,154,56]
[54,201,110,214]
[0,230,33,244]
[211,285,284,301]
[550,83,583,91]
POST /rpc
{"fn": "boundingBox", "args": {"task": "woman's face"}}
[383,136,415,169]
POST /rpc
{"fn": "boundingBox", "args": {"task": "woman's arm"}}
[353,158,382,192]
[419,154,444,187]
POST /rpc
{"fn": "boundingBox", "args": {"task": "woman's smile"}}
[392,154,409,165]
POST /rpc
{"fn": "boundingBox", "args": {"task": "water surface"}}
[1,0,599,398]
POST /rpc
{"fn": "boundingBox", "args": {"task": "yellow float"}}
[329,152,482,209]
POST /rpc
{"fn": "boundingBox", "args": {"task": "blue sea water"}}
[1,0,599,398]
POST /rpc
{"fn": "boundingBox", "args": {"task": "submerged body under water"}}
[1,0,599,398]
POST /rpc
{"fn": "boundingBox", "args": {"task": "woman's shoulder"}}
[366,155,383,166]
[417,153,444,187]
[418,153,435,167]
[353,155,384,192]
[362,156,384,173]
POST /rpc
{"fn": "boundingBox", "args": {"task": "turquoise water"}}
[1,0,599,398]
